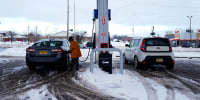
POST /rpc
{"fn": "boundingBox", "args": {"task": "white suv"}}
[124,37,175,69]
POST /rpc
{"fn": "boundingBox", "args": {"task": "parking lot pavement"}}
[0,57,114,100]
[124,58,200,100]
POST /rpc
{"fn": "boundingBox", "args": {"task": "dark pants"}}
[71,58,79,70]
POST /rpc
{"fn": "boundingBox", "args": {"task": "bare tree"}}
[4,31,16,43]
[28,33,42,42]
[75,31,87,43]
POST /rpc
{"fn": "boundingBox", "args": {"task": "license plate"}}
[156,58,163,62]
[40,50,47,54]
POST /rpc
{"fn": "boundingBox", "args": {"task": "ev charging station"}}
[90,0,123,74]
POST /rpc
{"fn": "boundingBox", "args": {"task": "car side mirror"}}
[125,44,130,47]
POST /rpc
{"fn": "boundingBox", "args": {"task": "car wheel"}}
[27,63,36,71]
[134,57,140,69]
[61,55,69,69]
[166,63,174,70]
[124,55,128,64]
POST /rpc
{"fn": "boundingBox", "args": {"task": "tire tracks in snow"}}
[0,58,115,100]
[125,63,200,100]
[124,64,160,100]
[131,70,159,100]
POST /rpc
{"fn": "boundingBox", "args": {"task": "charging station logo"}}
[102,16,105,25]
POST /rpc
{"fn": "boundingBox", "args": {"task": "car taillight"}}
[172,60,175,63]
[141,40,145,51]
[26,48,35,53]
[170,47,172,52]
[52,48,63,53]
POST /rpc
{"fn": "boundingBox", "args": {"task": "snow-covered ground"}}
[77,47,195,100]
[76,65,192,100]
[18,85,57,100]
[0,41,200,100]
[0,41,200,58]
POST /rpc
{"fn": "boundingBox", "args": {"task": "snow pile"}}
[78,65,148,100]
[174,52,200,58]
[0,48,26,56]
[173,47,200,52]
[0,41,31,56]
[77,64,192,100]
[0,41,200,58]
[0,41,32,48]
[18,85,57,100]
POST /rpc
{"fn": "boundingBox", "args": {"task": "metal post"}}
[67,0,69,39]
[187,16,192,47]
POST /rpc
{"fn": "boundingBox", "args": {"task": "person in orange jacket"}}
[67,36,82,71]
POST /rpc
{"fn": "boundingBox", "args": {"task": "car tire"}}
[61,55,69,70]
[27,63,36,71]
[124,55,128,64]
[166,63,174,70]
[133,57,141,69]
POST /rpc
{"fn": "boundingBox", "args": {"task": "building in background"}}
[50,31,91,43]
[0,32,29,42]
[165,30,200,47]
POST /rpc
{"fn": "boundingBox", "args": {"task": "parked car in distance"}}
[124,37,175,70]
[26,39,71,70]
[79,44,87,49]
[85,42,93,48]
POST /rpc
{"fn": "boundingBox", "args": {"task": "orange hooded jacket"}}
[70,41,82,59]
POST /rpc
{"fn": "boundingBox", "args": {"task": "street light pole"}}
[28,25,30,44]
[187,16,192,47]
[67,0,69,39]
[73,0,76,40]
[74,0,76,33]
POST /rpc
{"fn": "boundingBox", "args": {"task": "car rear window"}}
[145,38,170,46]
[33,41,63,47]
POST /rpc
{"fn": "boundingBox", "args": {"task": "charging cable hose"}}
[79,20,95,62]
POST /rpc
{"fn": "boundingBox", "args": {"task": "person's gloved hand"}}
[63,50,70,54]
[66,50,71,54]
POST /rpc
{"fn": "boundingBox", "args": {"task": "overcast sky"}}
[0,0,200,37]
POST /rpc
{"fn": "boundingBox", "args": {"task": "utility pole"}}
[74,0,76,33]
[36,26,37,35]
[35,26,38,42]
[45,26,48,39]
[28,25,30,44]
[73,0,76,40]
[187,16,192,47]
[67,0,69,39]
